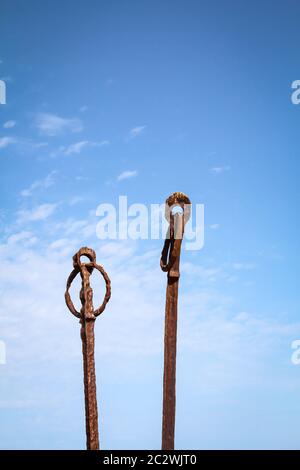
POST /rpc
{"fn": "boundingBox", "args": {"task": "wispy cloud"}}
[209,224,220,230]
[0,136,15,149]
[181,262,222,282]
[210,165,230,174]
[36,113,83,136]
[117,170,138,181]
[20,171,56,197]
[61,140,109,156]
[129,125,146,139]
[17,203,57,223]
[7,231,37,246]
[3,120,16,129]
[233,262,256,270]
[75,175,90,181]
[31,142,48,149]
[69,196,84,206]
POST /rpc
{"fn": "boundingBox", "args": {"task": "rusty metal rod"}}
[162,272,179,450]
[65,247,111,450]
[160,193,190,450]
[81,318,99,449]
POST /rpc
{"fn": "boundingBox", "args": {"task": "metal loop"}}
[73,246,97,269]
[164,192,191,224]
[65,248,111,320]
[93,263,111,316]
[65,267,81,318]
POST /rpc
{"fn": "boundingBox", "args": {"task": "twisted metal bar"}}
[160,192,191,450]
[65,247,111,450]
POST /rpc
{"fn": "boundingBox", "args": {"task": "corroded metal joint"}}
[65,246,111,321]
[160,192,191,277]
[164,191,191,223]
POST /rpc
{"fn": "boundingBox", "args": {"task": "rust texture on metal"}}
[160,192,191,450]
[65,247,111,450]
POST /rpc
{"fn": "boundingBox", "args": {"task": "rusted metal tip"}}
[73,246,96,269]
[165,192,191,207]
[164,192,191,223]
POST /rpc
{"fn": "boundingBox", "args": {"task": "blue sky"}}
[1,0,300,449]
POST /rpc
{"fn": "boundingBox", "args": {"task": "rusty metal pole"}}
[160,193,191,450]
[65,247,111,450]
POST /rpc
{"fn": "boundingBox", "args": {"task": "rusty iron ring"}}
[65,247,111,319]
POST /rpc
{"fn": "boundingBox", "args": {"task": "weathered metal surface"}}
[65,247,111,450]
[160,192,191,450]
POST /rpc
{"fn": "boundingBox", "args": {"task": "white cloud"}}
[117,170,138,181]
[51,216,95,239]
[62,140,109,155]
[209,223,220,230]
[0,227,299,377]
[129,125,146,139]
[69,196,84,206]
[0,136,15,149]
[7,231,37,246]
[3,120,16,129]
[31,142,48,149]
[233,262,256,270]
[17,203,57,223]
[20,171,56,197]
[0,400,35,409]
[210,165,230,174]
[36,113,83,136]
[181,262,222,282]
[75,175,89,181]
